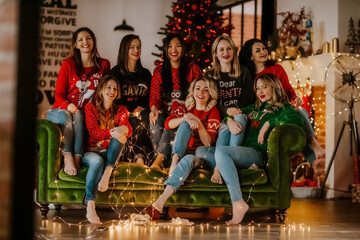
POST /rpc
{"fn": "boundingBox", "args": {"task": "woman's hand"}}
[258,121,270,144]
[187,118,199,130]
[110,126,129,143]
[184,113,201,130]
[183,112,200,122]
[292,97,303,107]
[149,106,159,124]
[67,103,78,114]
[227,118,243,135]
[133,106,144,118]
[226,107,241,117]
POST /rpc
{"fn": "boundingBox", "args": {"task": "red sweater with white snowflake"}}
[85,102,133,148]
[256,64,297,101]
[165,104,220,151]
[149,62,202,113]
[53,57,110,110]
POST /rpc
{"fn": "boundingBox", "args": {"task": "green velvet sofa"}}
[36,119,306,221]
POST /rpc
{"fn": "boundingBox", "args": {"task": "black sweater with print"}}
[110,66,152,112]
[215,66,255,119]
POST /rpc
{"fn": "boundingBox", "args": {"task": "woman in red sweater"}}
[47,27,110,176]
[149,33,202,170]
[152,76,220,212]
[83,75,132,224]
[239,38,325,175]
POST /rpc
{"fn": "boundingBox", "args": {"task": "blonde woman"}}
[152,77,220,212]
[47,27,110,176]
[215,73,303,224]
[198,35,254,184]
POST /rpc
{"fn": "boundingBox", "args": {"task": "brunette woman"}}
[83,75,132,224]
[149,33,202,170]
[239,38,325,175]
[47,27,110,176]
[110,34,151,164]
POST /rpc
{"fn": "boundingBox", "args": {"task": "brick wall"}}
[223,12,262,51]
[311,86,326,148]
[0,1,18,239]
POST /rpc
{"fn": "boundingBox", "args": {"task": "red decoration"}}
[191,4,198,10]
[186,20,192,25]
[206,19,211,24]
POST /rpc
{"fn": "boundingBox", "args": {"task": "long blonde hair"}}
[254,73,289,111]
[205,35,241,80]
[94,75,121,128]
[185,77,218,112]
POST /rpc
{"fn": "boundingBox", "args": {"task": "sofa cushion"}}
[57,162,268,190]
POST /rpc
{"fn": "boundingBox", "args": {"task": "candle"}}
[331,38,339,53]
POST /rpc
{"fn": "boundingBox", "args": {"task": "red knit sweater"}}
[149,62,202,113]
[85,102,133,148]
[165,104,220,150]
[53,57,110,110]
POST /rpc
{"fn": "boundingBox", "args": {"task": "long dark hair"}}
[161,33,189,102]
[239,38,275,80]
[68,27,101,77]
[116,34,143,76]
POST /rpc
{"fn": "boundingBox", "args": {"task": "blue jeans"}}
[149,113,174,165]
[296,106,316,163]
[173,121,193,158]
[82,138,124,203]
[164,153,216,191]
[47,108,84,156]
[216,114,247,147]
[215,146,265,203]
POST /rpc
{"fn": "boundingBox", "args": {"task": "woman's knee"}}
[84,153,104,169]
[214,147,228,163]
[179,121,191,130]
[195,146,208,158]
[234,114,247,126]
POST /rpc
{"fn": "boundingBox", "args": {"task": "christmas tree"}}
[345,17,359,53]
[152,0,232,70]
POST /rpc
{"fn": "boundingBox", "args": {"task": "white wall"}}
[76,0,172,72]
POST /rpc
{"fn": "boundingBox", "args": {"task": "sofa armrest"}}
[266,123,306,190]
[36,119,62,202]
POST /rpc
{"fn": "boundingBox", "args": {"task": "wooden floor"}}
[33,198,360,239]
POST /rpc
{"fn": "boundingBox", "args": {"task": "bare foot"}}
[169,154,180,176]
[152,186,175,213]
[311,137,326,159]
[152,200,163,213]
[150,154,165,170]
[211,166,223,184]
[86,200,101,224]
[63,153,77,175]
[98,166,112,192]
[226,200,249,225]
